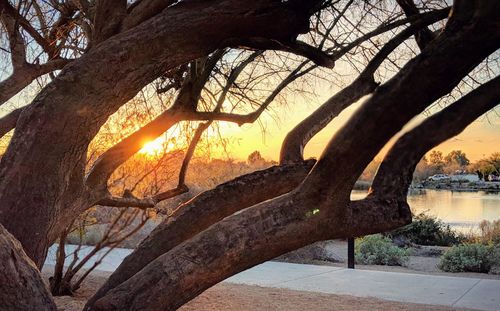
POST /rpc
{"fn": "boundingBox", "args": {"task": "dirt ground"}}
[46,270,475,311]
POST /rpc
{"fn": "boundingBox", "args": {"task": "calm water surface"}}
[351,189,500,232]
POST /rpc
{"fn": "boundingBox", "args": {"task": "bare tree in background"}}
[0,0,498,310]
[50,207,150,296]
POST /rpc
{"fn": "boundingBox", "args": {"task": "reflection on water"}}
[351,190,500,232]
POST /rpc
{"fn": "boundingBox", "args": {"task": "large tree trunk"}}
[88,3,500,309]
[0,0,314,267]
[0,224,56,311]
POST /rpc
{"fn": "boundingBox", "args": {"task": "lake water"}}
[351,189,500,233]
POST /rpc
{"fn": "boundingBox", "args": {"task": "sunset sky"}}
[1,86,498,163]
[210,94,500,162]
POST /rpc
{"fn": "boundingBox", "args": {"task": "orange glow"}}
[139,136,168,156]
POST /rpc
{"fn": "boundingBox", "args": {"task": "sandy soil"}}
[46,270,474,311]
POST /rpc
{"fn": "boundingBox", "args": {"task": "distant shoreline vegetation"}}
[355,150,499,192]
[353,180,500,192]
[417,180,500,192]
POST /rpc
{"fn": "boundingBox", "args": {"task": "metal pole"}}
[347,237,355,269]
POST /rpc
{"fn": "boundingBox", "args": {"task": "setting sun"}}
[139,136,167,155]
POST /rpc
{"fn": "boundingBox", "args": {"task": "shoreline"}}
[353,181,500,193]
[419,182,500,192]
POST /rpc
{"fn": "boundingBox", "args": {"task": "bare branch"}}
[0,107,22,138]
[92,0,127,44]
[97,195,156,209]
[396,0,436,50]
[184,110,262,126]
[86,50,255,192]
[177,122,210,187]
[121,0,176,32]
[233,37,334,68]
[0,57,73,107]
[331,7,450,62]
[152,185,189,203]
[0,0,54,55]
[88,160,315,305]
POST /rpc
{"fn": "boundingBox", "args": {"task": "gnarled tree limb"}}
[90,3,500,308]
[371,76,500,199]
[86,160,315,308]
[279,7,448,163]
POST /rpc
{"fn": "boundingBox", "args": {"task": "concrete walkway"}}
[45,245,500,310]
[226,262,500,311]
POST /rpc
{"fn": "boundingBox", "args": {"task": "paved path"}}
[45,245,500,310]
[226,262,500,311]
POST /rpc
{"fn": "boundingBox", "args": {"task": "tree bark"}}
[0,107,22,138]
[0,224,56,311]
[92,0,127,44]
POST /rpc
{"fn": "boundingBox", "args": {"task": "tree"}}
[472,152,500,177]
[429,151,444,166]
[427,150,445,174]
[0,0,499,310]
[444,150,470,167]
[0,0,328,267]
[247,150,266,167]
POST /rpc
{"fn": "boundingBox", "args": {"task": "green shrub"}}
[388,213,465,246]
[355,234,409,266]
[439,243,500,273]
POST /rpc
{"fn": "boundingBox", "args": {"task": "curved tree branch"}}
[279,7,449,163]
[86,159,315,308]
[0,58,73,107]
[396,0,437,50]
[91,3,499,307]
[92,0,127,44]
[371,76,500,199]
[0,107,22,138]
